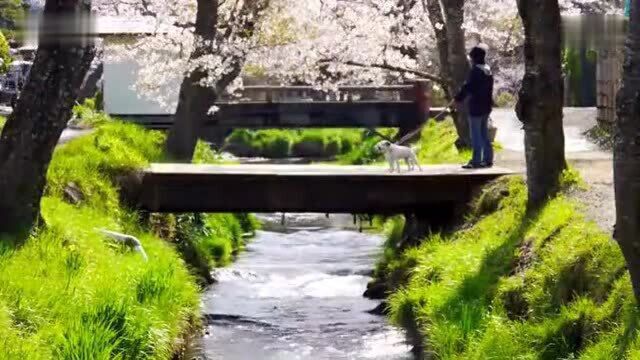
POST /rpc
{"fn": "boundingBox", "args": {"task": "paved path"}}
[59,128,93,144]
[492,107,615,232]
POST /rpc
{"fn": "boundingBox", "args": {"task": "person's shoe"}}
[481,162,494,168]
[462,162,482,169]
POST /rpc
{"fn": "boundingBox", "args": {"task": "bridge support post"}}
[398,80,432,142]
[397,202,460,249]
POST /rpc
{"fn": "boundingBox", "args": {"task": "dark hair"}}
[469,47,486,64]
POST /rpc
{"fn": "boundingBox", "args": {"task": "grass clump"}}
[225,119,471,165]
[0,119,258,358]
[339,120,470,165]
[225,128,362,158]
[415,120,470,164]
[383,173,637,359]
[69,98,112,129]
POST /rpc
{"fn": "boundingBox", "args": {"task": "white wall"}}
[103,39,180,115]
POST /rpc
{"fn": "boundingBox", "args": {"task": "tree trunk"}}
[424,0,452,99]
[0,0,96,237]
[431,0,471,147]
[164,0,220,162]
[77,50,104,104]
[614,0,640,301]
[515,0,567,209]
[164,0,269,162]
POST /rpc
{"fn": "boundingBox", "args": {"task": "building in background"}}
[563,14,627,126]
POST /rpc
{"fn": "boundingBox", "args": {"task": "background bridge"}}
[132,164,513,214]
[118,81,441,137]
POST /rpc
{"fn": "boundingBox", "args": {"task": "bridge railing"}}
[212,80,433,135]
[118,80,435,135]
[221,80,431,105]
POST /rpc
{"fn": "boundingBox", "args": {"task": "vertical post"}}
[597,48,623,126]
[266,87,273,103]
[398,80,431,141]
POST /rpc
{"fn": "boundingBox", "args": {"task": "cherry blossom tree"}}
[98,0,270,161]
[102,0,620,152]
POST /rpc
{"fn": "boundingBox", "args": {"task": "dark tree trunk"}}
[0,0,96,238]
[164,0,220,162]
[425,0,452,99]
[164,0,269,162]
[515,0,567,209]
[77,50,104,103]
[426,0,471,148]
[614,0,640,301]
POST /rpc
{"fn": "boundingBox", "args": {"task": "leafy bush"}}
[0,31,10,73]
[495,91,517,108]
[70,98,111,129]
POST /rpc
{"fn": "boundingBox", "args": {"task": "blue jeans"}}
[469,114,493,165]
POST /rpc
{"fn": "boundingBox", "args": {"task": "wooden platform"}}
[136,164,515,214]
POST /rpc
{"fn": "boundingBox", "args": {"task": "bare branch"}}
[319,59,447,88]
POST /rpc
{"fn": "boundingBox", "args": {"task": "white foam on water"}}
[212,268,262,282]
[357,329,413,359]
[255,272,368,299]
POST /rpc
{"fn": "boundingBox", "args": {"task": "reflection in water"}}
[202,214,412,360]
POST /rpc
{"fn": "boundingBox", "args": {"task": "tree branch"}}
[319,59,447,89]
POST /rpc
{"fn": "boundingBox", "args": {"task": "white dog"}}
[374,140,422,173]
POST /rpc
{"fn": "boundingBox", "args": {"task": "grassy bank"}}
[380,174,638,359]
[225,120,471,166]
[0,120,257,359]
[225,128,364,158]
[337,120,470,165]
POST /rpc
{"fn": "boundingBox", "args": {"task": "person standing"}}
[455,46,495,169]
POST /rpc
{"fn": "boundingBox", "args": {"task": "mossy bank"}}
[376,171,639,359]
[0,120,257,359]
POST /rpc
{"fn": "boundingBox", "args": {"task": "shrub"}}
[0,31,10,73]
[495,91,517,108]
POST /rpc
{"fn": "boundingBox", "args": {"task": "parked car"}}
[0,60,32,106]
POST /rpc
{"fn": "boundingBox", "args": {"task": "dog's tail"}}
[411,145,422,153]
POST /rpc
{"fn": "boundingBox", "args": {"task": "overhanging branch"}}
[320,59,448,91]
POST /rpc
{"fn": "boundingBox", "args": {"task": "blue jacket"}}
[455,64,494,116]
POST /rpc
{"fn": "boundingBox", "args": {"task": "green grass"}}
[338,120,470,165]
[226,119,472,165]
[382,174,637,359]
[225,128,364,158]
[0,120,258,358]
[69,98,112,129]
[415,120,470,164]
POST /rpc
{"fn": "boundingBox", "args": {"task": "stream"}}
[201,213,412,360]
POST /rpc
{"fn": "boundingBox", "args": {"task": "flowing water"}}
[201,213,412,360]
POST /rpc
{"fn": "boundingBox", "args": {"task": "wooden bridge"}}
[130,164,513,214]
[122,81,441,136]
